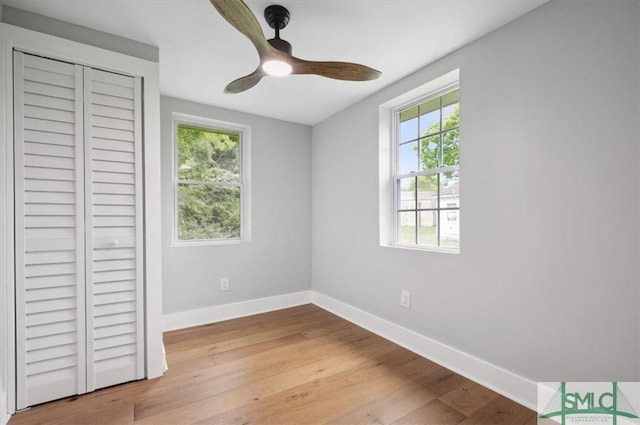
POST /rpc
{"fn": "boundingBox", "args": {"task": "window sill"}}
[382,243,460,254]
[172,238,248,247]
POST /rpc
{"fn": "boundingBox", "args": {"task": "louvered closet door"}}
[83,68,144,391]
[14,52,87,408]
[14,52,145,408]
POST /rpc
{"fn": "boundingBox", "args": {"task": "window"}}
[173,114,250,245]
[393,86,460,251]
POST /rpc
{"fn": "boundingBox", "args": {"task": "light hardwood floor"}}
[9,304,536,424]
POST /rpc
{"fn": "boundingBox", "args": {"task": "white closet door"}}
[83,67,144,391]
[14,52,87,408]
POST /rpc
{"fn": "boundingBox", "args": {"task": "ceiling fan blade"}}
[290,57,381,81]
[209,0,272,56]
[224,68,266,94]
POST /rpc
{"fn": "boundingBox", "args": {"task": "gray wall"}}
[1,5,158,62]
[161,96,312,314]
[311,0,639,382]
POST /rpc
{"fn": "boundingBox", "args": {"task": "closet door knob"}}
[110,239,120,247]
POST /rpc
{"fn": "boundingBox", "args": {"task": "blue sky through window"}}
[398,104,449,174]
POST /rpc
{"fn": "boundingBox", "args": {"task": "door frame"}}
[0,22,164,416]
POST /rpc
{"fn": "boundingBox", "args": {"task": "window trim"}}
[378,69,460,254]
[171,112,251,247]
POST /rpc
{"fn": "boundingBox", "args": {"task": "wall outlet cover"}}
[220,277,230,291]
[401,290,411,309]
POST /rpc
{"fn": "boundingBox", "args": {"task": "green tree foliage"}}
[408,106,459,191]
[177,125,239,182]
[177,125,242,240]
[419,106,459,171]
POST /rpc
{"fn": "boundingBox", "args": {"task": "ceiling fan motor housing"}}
[264,5,290,30]
[268,37,292,55]
[265,5,293,54]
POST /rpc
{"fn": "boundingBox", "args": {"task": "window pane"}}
[398,178,416,210]
[442,104,459,130]
[398,211,416,244]
[419,97,440,136]
[440,171,460,207]
[399,105,419,143]
[399,141,419,174]
[177,125,240,183]
[439,209,460,248]
[442,90,459,131]
[417,175,438,209]
[417,211,437,246]
[442,89,459,107]
[442,129,459,166]
[419,135,439,171]
[178,183,240,240]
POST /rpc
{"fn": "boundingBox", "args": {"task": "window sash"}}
[177,179,242,188]
[176,124,242,184]
[176,182,242,242]
[392,86,459,250]
[395,164,459,180]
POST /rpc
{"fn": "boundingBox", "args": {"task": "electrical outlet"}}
[401,290,411,309]
[220,277,230,292]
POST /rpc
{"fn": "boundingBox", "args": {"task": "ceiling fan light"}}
[262,60,292,76]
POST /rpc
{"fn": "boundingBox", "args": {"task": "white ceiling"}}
[3,0,548,125]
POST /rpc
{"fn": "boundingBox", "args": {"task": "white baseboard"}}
[162,289,536,410]
[163,290,312,332]
[311,291,537,410]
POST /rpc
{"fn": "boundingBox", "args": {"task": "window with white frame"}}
[394,87,459,251]
[173,114,250,244]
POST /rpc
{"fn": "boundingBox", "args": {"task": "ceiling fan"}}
[209,0,382,94]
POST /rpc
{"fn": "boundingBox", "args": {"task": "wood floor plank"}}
[135,329,395,423]
[133,328,386,421]
[391,399,467,425]
[166,312,343,363]
[210,332,308,364]
[163,353,216,378]
[163,305,320,345]
[166,306,330,347]
[199,348,417,425]
[10,399,134,425]
[135,345,385,424]
[439,380,501,417]
[324,382,436,425]
[9,304,536,425]
[458,394,536,425]
[53,400,134,425]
